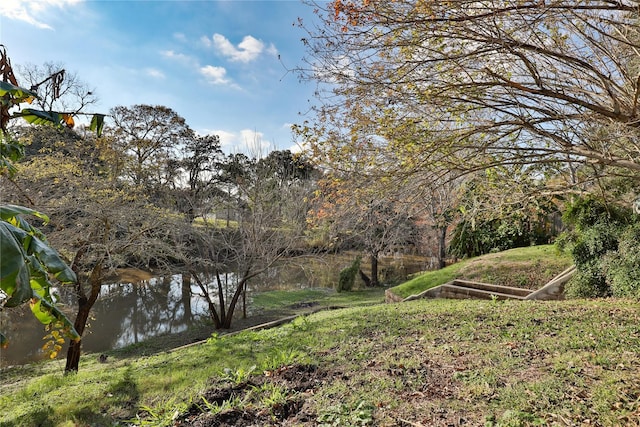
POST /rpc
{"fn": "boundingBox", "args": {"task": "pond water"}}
[0,253,434,367]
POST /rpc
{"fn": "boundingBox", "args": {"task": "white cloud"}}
[161,50,195,66]
[200,35,212,48]
[266,43,279,58]
[145,68,165,79]
[0,0,83,29]
[201,129,273,155]
[200,65,231,85]
[209,34,265,63]
[210,130,237,148]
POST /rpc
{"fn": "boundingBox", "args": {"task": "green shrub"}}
[449,216,551,259]
[337,256,361,292]
[566,260,610,298]
[558,196,639,298]
[562,195,631,231]
[603,223,640,298]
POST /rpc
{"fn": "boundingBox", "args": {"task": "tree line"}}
[3,51,445,373]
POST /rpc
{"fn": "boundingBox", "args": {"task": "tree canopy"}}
[298,0,640,200]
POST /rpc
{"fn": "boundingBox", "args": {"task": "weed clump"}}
[337,256,361,292]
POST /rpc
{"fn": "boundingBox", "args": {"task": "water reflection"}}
[87,274,208,350]
[0,253,432,367]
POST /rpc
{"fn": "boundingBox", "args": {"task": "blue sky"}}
[0,0,320,154]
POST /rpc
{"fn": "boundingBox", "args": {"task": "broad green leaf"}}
[0,205,50,242]
[0,81,38,101]
[29,262,53,300]
[0,222,32,307]
[1,216,75,307]
[25,236,77,284]
[0,205,50,224]
[30,298,55,325]
[30,297,80,341]
[15,109,63,127]
[89,114,106,137]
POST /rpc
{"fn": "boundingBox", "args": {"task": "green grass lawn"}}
[2,297,640,426]
[389,244,573,299]
[251,287,385,312]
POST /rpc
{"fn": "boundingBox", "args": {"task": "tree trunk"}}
[437,226,447,269]
[192,271,222,329]
[242,287,247,319]
[221,274,248,329]
[65,281,101,372]
[370,252,379,287]
[216,271,226,323]
[181,273,192,323]
[359,269,372,287]
[64,298,91,373]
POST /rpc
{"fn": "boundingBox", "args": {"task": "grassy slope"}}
[2,298,640,426]
[389,244,573,299]
[5,246,639,427]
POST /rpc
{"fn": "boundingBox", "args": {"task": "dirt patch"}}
[174,364,332,426]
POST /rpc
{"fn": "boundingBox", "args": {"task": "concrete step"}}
[450,279,533,297]
[438,283,528,300]
[402,280,532,302]
[399,265,576,303]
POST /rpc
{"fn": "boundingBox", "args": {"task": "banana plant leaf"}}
[89,114,105,137]
[15,109,63,127]
[0,81,38,100]
[0,205,49,242]
[30,297,80,341]
[0,222,32,307]
[1,213,76,308]
[0,204,50,223]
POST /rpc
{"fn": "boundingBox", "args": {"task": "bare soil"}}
[174,364,332,426]
[172,348,466,426]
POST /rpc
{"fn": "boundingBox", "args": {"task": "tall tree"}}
[108,105,193,191]
[257,149,320,228]
[298,1,640,201]
[309,173,417,286]
[167,133,225,223]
